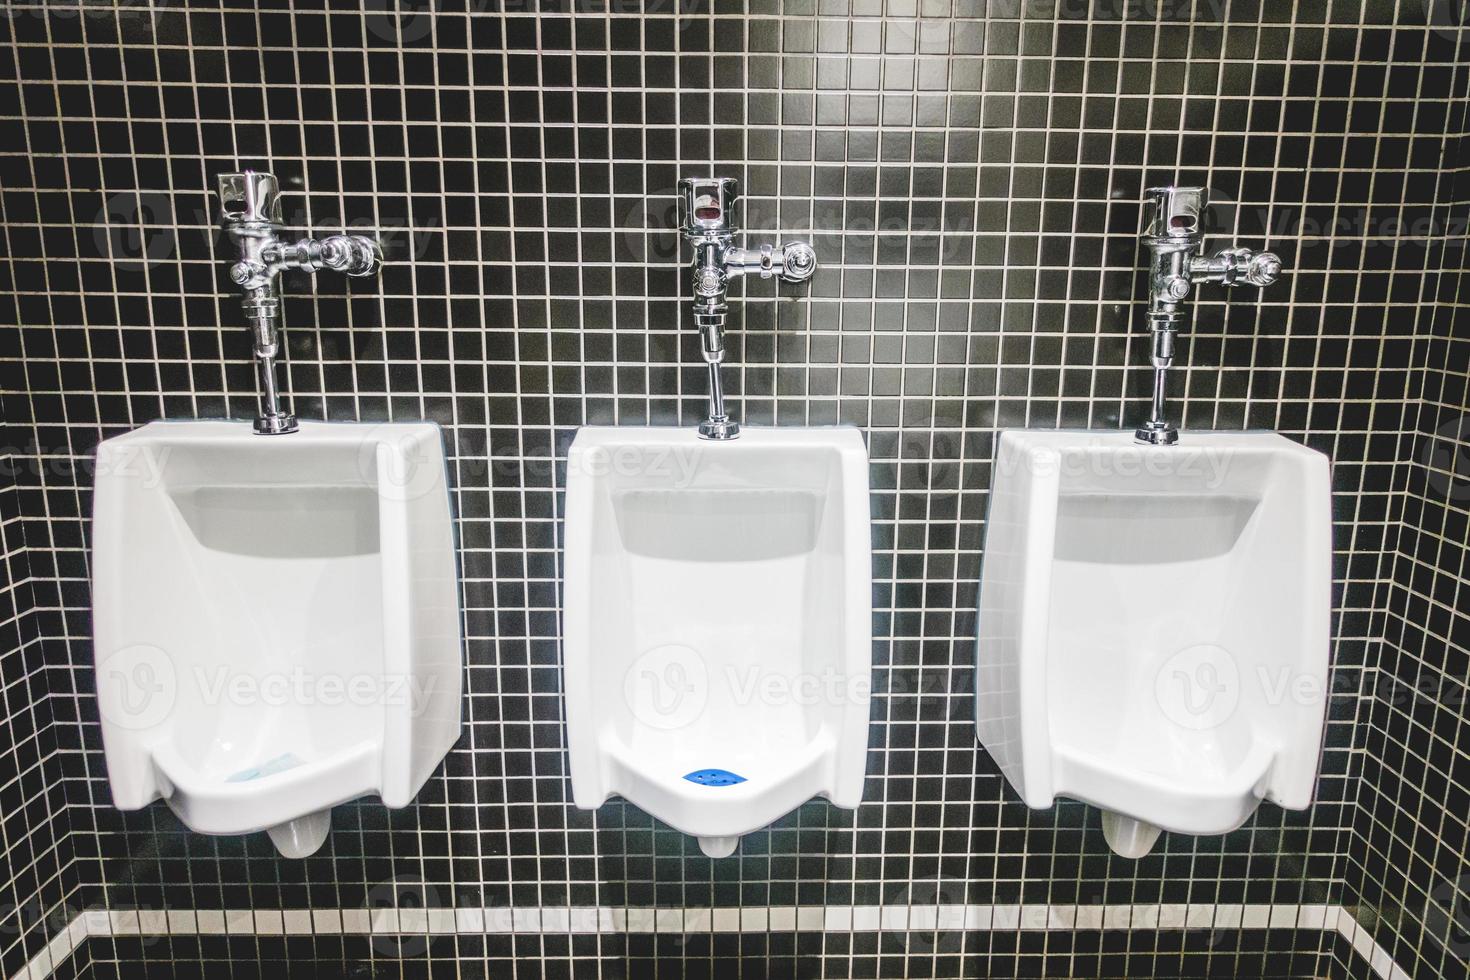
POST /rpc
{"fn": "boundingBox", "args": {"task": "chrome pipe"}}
[677,177,817,441]
[1135,186,1283,446]
[217,170,383,435]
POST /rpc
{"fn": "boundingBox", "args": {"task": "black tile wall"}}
[0,1,1466,978]
[0,337,77,978]
[1345,63,1470,980]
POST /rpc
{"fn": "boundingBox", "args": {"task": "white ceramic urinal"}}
[563,427,871,857]
[975,430,1330,858]
[92,420,462,857]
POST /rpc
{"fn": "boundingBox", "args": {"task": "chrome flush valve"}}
[1135,186,1282,445]
[217,170,382,435]
[677,177,817,440]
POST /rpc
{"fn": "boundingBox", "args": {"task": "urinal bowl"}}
[563,427,872,857]
[975,430,1331,856]
[92,421,463,857]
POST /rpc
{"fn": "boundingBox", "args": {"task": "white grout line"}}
[11,902,1412,980]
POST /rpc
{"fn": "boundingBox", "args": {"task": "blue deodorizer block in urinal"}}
[562,426,873,860]
[683,769,747,787]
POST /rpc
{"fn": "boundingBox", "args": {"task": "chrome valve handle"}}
[272,235,382,276]
[780,242,817,281]
[1193,246,1283,288]
[218,170,283,225]
[724,242,819,282]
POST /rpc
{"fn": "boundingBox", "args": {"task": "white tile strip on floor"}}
[12,902,1411,980]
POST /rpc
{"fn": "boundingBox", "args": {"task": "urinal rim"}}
[150,739,381,836]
